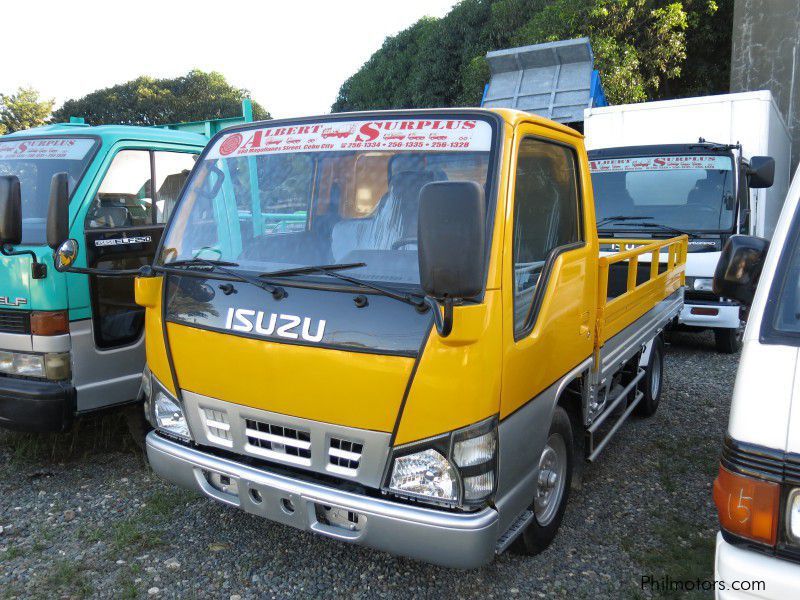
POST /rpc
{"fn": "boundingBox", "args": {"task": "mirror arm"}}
[1,244,46,279]
[426,296,454,337]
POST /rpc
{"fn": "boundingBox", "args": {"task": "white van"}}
[712,165,800,598]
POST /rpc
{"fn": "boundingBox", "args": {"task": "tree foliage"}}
[52,70,269,126]
[333,0,732,111]
[0,87,55,133]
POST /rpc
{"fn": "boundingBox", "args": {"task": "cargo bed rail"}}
[596,236,687,349]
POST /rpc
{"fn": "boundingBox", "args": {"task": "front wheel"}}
[714,326,743,354]
[512,406,573,555]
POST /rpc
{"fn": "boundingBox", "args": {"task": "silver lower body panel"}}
[146,432,499,569]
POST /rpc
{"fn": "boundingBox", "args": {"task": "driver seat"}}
[331,170,434,260]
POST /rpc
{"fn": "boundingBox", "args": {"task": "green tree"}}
[333,0,729,112]
[52,70,269,126]
[0,87,55,133]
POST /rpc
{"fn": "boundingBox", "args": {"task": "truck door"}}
[72,148,197,411]
[500,129,597,418]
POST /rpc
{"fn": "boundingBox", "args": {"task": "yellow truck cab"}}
[126,109,686,567]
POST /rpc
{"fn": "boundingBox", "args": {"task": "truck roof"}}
[588,142,734,159]
[1,122,208,146]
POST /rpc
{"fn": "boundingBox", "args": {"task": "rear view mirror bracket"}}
[426,296,455,337]
[0,176,46,279]
[0,244,47,279]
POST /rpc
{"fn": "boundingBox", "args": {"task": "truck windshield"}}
[0,137,98,244]
[160,117,494,287]
[590,154,735,232]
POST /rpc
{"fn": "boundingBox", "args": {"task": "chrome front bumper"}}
[146,432,500,568]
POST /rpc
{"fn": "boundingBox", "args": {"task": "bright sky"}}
[2,0,458,119]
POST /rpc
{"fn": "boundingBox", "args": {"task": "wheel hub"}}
[534,433,568,526]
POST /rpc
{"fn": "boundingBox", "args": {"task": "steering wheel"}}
[391,238,418,250]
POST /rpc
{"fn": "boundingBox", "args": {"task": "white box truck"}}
[584,91,792,352]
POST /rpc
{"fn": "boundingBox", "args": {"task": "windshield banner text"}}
[0,138,95,161]
[589,155,732,173]
[207,118,493,159]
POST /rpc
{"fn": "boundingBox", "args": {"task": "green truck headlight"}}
[0,350,70,380]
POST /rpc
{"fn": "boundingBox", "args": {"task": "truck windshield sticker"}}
[0,138,95,161]
[589,155,732,173]
[207,119,493,159]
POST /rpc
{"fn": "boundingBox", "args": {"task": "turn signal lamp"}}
[713,464,779,546]
[31,310,69,336]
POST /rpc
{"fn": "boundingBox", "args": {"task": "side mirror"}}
[748,156,775,189]
[713,235,769,305]
[47,172,70,250]
[0,175,23,245]
[418,181,485,336]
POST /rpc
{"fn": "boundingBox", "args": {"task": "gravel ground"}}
[0,331,737,599]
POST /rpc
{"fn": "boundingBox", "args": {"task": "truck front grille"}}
[0,310,31,335]
[200,407,232,447]
[328,437,363,475]
[244,419,312,466]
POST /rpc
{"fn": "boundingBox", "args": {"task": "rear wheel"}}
[634,335,664,417]
[512,406,573,555]
[714,326,743,354]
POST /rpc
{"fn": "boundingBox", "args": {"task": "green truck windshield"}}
[590,154,735,232]
[160,117,493,286]
[0,137,98,244]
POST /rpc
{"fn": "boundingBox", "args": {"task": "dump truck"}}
[584,91,790,353]
[42,109,685,566]
[0,104,252,432]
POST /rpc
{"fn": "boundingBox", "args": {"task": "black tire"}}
[511,406,574,555]
[635,335,664,417]
[714,327,743,354]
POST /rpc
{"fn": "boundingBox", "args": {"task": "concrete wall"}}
[730,0,800,172]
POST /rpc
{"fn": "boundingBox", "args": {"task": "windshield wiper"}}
[167,258,240,268]
[258,262,428,311]
[596,216,653,228]
[616,222,691,237]
[597,217,690,237]
[258,262,366,278]
[162,257,287,299]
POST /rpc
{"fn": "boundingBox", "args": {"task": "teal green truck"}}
[0,107,251,432]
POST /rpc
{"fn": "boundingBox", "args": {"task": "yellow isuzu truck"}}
[111,109,686,567]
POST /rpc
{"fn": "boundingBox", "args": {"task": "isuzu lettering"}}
[74,109,688,567]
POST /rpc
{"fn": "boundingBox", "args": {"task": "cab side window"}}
[154,151,196,224]
[87,150,153,228]
[512,138,581,335]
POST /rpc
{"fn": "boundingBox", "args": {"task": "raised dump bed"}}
[481,37,607,123]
